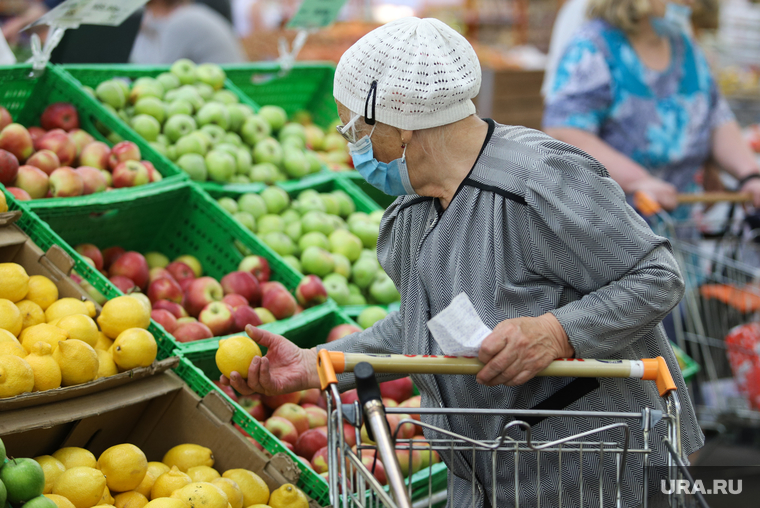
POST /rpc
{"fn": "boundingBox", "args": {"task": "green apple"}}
[331,191,356,217]
[324,277,350,305]
[304,124,325,150]
[298,231,329,251]
[114,79,130,97]
[280,209,301,225]
[224,132,244,146]
[149,142,167,156]
[357,306,388,329]
[197,124,225,146]
[213,90,239,104]
[301,246,335,277]
[348,212,370,227]
[230,175,250,184]
[324,273,348,286]
[369,210,385,225]
[302,211,335,236]
[217,197,239,214]
[176,134,207,157]
[284,220,302,241]
[96,80,126,109]
[194,82,215,101]
[282,255,301,273]
[145,251,170,269]
[196,102,230,130]
[280,136,306,152]
[297,189,320,201]
[205,149,236,182]
[348,283,362,296]
[249,162,278,184]
[233,211,256,232]
[227,104,245,132]
[360,249,376,260]
[262,232,295,256]
[305,150,323,174]
[259,105,288,132]
[370,272,400,304]
[238,193,267,218]
[177,153,207,181]
[157,71,181,91]
[173,85,205,112]
[330,215,348,231]
[166,144,178,161]
[329,230,363,262]
[323,132,348,152]
[260,186,290,214]
[167,99,194,118]
[196,63,227,90]
[235,147,253,175]
[83,85,96,98]
[157,134,170,146]
[171,58,198,84]
[252,137,283,166]
[257,214,285,235]
[129,81,164,104]
[295,195,326,215]
[278,122,307,143]
[319,194,341,215]
[163,114,197,143]
[241,115,272,146]
[332,253,351,278]
[130,114,161,141]
[282,150,310,179]
[134,96,165,123]
[352,257,379,289]
[350,220,380,249]
[214,143,238,156]
[107,131,124,144]
[118,108,131,123]
[347,293,367,305]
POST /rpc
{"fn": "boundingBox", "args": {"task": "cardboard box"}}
[1,371,318,507]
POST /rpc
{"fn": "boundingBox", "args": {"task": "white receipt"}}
[427,293,492,356]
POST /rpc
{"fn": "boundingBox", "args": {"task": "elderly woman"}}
[224,17,700,507]
[543,0,760,213]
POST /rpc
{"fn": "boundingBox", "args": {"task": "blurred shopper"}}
[541,0,589,97]
[1,0,63,45]
[543,0,760,214]
[130,0,244,64]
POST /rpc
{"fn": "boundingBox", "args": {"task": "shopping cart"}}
[635,191,760,424]
[317,350,705,508]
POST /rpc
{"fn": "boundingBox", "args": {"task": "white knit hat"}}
[334,17,481,131]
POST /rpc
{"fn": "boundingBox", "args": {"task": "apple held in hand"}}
[0,123,33,162]
[25,149,60,175]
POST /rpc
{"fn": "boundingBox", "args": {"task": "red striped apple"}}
[25,149,60,175]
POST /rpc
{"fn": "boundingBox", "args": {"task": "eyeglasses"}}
[336,80,379,144]
[336,124,358,144]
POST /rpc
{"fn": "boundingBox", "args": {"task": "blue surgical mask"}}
[347,129,415,196]
[651,2,693,37]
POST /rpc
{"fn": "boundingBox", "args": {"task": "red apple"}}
[185,276,224,317]
[13,165,49,199]
[304,406,328,429]
[112,160,149,188]
[232,305,263,332]
[0,124,33,162]
[0,106,11,130]
[222,293,248,309]
[343,422,357,447]
[341,389,359,405]
[295,275,328,308]
[300,388,321,405]
[295,428,328,461]
[380,377,414,404]
[198,301,234,336]
[327,324,362,343]
[173,321,214,342]
[151,309,178,333]
[109,275,136,293]
[25,149,60,175]
[49,166,83,197]
[382,398,398,409]
[68,129,94,156]
[253,307,276,324]
[272,403,309,435]
[261,281,296,320]
[27,126,45,142]
[221,271,261,306]
[79,141,110,170]
[395,445,422,477]
[413,436,440,468]
[166,261,195,288]
[264,416,299,445]
[241,394,269,421]
[261,391,301,409]
[395,414,416,439]
[0,148,19,185]
[102,246,126,269]
[213,380,239,403]
[399,395,421,422]
[108,141,140,170]
[246,437,265,452]
[238,255,270,282]
[311,447,330,474]
[360,455,387,486]
[35,129,76,166]
[153,299,188,318]
[149,267,175,284]
[148,276,183,304]
[6,187,30,201]
[75,166,107,194]
[108,251,149,290]
[75,244,103,270]
[141,160,161,183]
[40,102,79,131]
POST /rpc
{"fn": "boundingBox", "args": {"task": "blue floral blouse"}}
[543,19,735,193]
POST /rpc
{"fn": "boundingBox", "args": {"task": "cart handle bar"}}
[634,190,752,216]
[317,351,677,397]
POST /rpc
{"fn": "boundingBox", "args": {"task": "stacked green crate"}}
[0,64,186,203]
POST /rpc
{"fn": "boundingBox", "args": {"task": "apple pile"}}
[88,59,350,184]
[217,187,400,306]
[0,104,162,200]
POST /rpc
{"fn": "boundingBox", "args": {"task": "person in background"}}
[541,0,589,98]
[543,0,760,214]
[130,0,244,64]
[1,0,63,45]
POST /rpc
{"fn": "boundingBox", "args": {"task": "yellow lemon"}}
[56,314,99,348]
[135,469,158,499]
[20,323,69,353]
[45,494,77,508]
[112,329,157,371]
[0,298,22,336]
[84,301,97,318]
[162,445,214,473]
[52,466,107,508]
[35,455,67,494]
[99,505,116,508]
[113,492,148,508]
[187,467,220,483]
[25,341,62,391]
[0,328,19,343]
[99,486,115,506]
[267,484,307,508]
[0,191,6,212]
[220,471,268,507]
[98,297,150,339]
[46,298,90,323]
[144,499,189,508]
[210,479,243,508]
[96,349,118,379]
[17,299,46,330]
[128,294,151,316]
[215,336,261,380]
[53,339,99,386]
[52,448,98,469]
[171,482,228,508]
[26,275,59,310]
[246,505,271,508]
[95,332,114,351]
[151,467,192,500]
[0,263,29,302]
[0,354,34,399]
[147,462,171,479]
[0,340,27,358]
[98,444,148,493]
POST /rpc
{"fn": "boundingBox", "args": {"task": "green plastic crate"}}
[2,187,179,360]
[221,63,338,128]
[0,64,186,202]
[337,171,397,209]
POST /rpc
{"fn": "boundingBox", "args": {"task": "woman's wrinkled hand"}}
[629,177,678,211]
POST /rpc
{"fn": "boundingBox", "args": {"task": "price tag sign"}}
[29,0,149,29]
[287,0,348,29]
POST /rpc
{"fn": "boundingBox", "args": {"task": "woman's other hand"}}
[476,314,574,387]
[740,176,760,208]
[629,176,678,211]
[219,325,319,396]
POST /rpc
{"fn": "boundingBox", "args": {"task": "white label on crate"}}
[287,0,348,29]
[427,292,492,357]
[29,0,149,29]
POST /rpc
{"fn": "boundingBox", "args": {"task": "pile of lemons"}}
[0,263,158,398]
[31,443,307,508]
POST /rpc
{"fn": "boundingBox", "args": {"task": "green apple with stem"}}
[96,80,126,109]
[252,137,283,166]
[173,85,204,112]
[241,115,272,146]
[205,149,236,182]
[370,272,400,304]
[199,124,226,145]
[163,114,197,143]
[171,58,197,85]
[324,277,350,305]
[176,134,206,157]
[300,246,335,277]
[196,63,226,90]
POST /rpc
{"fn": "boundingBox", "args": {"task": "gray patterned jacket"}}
[321,120,702,507]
